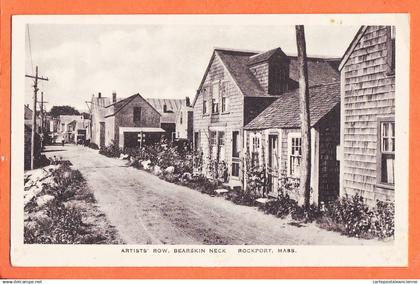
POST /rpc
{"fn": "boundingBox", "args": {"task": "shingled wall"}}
[341,26,395,204]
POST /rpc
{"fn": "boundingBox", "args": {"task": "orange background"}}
[0,0,418,279]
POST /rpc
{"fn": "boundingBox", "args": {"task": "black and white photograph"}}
[11,14,409,267]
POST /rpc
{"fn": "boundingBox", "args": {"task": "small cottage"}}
[243,83,340,204]
[339,26,395,204]
[175,97,194,142]
[103,93,164,148]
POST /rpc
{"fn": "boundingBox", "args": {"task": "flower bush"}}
[99,140,121,157]
[317,194,394,239]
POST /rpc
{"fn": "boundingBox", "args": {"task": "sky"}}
[25,24,359,112]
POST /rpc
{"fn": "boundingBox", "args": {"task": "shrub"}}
[317,194,394,239]
[88,142,99,150]
[99,140,122,157]
[226,187,257,207]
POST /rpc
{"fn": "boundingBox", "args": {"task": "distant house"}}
[146,98,184,141]
[243,83,340,204]
[192,47,340,186]
[58,115,90,143]
[90,92,111,147]
[100,93,164,148]
[339,26,395,204]
[175,97,193,142]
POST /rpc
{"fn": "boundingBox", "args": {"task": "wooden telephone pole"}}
[26,65,48,169]
[296,25,311,208]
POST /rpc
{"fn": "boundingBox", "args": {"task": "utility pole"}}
[296,25,311,208]
[40,91,44,147]
[26,65,48,169]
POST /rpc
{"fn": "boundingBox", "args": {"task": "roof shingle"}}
[244,83,340,130]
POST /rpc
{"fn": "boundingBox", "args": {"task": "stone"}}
[215,188,229,194]
[119,153,129,160]
[141,160,151,170]
[255,198,272,204]
[181,172,192,181]
[153,165,162,176]
[164,166,175,174]
[36,194,55,207]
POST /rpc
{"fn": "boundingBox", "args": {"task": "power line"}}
[26,24,34,74]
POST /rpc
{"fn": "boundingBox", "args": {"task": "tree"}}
[49,105,80,118]
[296,25,311,208]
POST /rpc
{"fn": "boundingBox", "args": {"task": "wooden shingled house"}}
[243,83,341,205]
[339,26,395,205]
[192,47,340,187]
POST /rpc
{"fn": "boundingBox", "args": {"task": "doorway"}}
[268,134,278,194]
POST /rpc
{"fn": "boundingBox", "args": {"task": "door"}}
[268,135,278,193]
[99,122,105,147]
[231,131,240,178]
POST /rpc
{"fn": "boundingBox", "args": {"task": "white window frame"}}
[221,81,229,113]
[287,132,302,178]
[212,82,220,114]
[377,117,395,188]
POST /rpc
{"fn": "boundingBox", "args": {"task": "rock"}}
[36,194,55,207]
[181,172,192,181]
[141,160,151,170]
[255,198,270,204]
[153,165,162,176]
[119,153,129,160]
[215,188,229,194]
[164,166,175,174]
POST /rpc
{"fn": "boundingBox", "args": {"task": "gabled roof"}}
[339,26,368,71]
[216,49,266,97]
[146,98,183,113]
[248,47,287,66]
[193,47,340,106]
[104,93,161,118]
[146,98,184,124]
[244,83,340,130]
[288,57,340,86]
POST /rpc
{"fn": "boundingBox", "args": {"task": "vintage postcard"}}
[8,13,409,268]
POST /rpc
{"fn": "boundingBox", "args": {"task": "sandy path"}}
[43,144,383,245]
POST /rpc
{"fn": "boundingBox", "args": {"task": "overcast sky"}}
[25,24,359,112]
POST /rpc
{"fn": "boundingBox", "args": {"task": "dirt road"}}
[44,144,380,245]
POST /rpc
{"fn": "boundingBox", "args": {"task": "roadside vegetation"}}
[98,140,394,240]
[24,160,122,244]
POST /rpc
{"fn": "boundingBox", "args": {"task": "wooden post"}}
[26,65,48,169]
[295,25,311,208]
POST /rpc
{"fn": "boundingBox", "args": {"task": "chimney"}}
[163,104,167,113]
[185,97,191,107]
[98,92,102,98]
[112,91,117,103]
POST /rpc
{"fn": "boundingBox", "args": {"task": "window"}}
[212,82,219,114]
[221,81,229,113]
[212,98,219,113]
[210,131,217,159]
[133,107,141,123]
[251,135,260,167]
[378,120,395,186]
[288,135,302,177]
[222,97,229,113]
[232,131,240,158]
[203,100,207,114]
[180,111,183,124]
[218,132,225,161]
